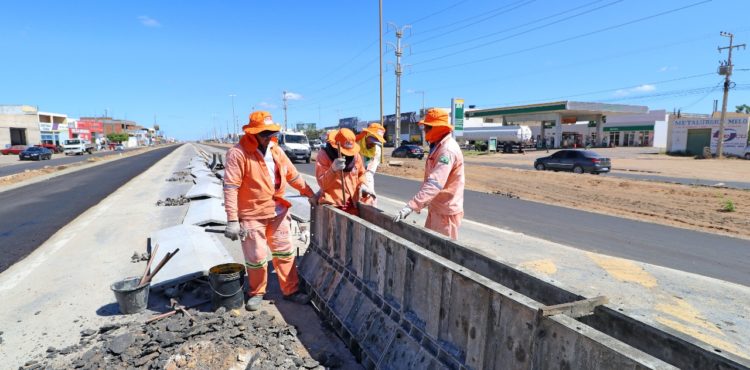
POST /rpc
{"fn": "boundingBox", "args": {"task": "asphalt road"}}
[0,148,142,178]
[466,161,750,190]
[0,145,180,273]
[297,163,750,287]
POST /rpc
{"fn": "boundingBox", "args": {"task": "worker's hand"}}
[332,158,346,172]
[360,185,376,199]
[308,192,320,206]
[224,221,241,241]
[393,205,412,222]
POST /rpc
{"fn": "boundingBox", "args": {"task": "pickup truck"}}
[63,139,94,155]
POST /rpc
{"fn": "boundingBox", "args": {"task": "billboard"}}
[452,98,464,137]
[338,117,359,131]
[671,117,749,156]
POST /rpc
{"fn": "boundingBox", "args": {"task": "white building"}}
[667,112,749,156]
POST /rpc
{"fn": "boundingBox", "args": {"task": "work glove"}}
[393,205,412,222]
[308,191,320,207]
[332,158,346,172]
[224,221,241,241]
[360,185,376,199]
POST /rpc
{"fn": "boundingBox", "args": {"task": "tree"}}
[304,128,325,140]
[735,104,750,114]
[107,132,129,143]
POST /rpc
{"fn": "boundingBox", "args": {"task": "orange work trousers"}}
[425,211,463,240]
[240,208,299,297]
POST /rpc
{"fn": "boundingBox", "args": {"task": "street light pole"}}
[229,94,237,142]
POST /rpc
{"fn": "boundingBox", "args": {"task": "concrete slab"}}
[185,181,223,199]
[190,167,214,178]
[149,224,235,288]
[182,198,227,226]
[215,169,224,179]
[193,174,221,185]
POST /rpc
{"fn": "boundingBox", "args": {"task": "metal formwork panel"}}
[185,181,223,199]
[149,224,235,288]
[182,198,227,226]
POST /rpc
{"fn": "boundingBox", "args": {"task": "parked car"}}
[391,144,425,159]
[19,146,52,161]
[36,143,62,153]
[1,145,28,155]
[309,139,323,151]
[115,144,125,151]
[278,131,311,163]
[744,146,750,160]
[534,150,611,174]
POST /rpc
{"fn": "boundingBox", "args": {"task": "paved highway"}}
[0,145,180,273]
[297,163,750,287]
[0,148,143,178]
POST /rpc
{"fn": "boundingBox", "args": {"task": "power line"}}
[412,0,712,74]
[679,81,724,110]
[409,0,536,47]
[408,0,471,25]
[413,0,620,56]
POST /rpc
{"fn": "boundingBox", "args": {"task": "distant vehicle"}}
[462,125,534,153]
[63,139,94,155]
[19,146,53,161]
[534,150,611,174]
[278,131,311,163]
[36,143,62,153]
[391,144,424,160]
[744,146,750,160]
[115,144,125,151]
[309,139,323,151]
[1,145,28,155]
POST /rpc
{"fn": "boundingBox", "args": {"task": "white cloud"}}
[283,92,303,101]
[614,84,656,97]
[138,16,161,28]
[257,102,277,109]
[659,66,669,72]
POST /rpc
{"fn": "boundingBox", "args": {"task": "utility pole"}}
[387,23,411,147]
[379,0,384,128]
[229,94,237,142]
[282,91,288,131]
[717,31,745,159]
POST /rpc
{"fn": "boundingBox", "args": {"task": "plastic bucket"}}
[111,276,150,314]
[209,263,245,311]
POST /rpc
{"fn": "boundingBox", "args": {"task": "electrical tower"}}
[387,23,411,147]
[716,31,745,158]
[282,91,289,131]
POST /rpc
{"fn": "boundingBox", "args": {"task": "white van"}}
[278,131,311,163]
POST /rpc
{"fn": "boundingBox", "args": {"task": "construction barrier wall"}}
[300,205,678,370]
[356,205,749,370]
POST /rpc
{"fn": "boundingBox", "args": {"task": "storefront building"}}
[38,111,69,146]
[0,105,42,148]
[667,113,749,156]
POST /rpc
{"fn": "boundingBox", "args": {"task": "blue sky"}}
[1,0,748,140]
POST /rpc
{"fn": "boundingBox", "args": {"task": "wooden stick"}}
[139,244,160,286]
[338,146,347,206]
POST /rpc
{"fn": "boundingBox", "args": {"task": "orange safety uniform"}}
[406,109,465,239]
[223,112,314,297]
[315,129,371,214]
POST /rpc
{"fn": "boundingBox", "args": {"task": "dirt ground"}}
[380,157,750,240]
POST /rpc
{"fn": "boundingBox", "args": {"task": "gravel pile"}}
[155,196,191,207]
[24,307,327,370]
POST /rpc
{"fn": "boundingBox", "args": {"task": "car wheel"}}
[305,156,310,164]
[535,163,545,171]
[745,153,750,160]
[573,165,584,174]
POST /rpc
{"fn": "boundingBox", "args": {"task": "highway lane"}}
[297,163,750,287]
[0,147,144,178]
[0,145,181,273]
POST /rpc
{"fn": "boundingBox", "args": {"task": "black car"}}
[19,146,53,161]
[534,150,611,174]
[391,144,424,159]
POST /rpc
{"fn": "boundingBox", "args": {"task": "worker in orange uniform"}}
[223,111,316,311]
[315,128,375,215]
[393,108,465,240]
[356,123,386,203]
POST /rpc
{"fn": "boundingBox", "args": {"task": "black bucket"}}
[208,263,245,311]
[111,276,150,314]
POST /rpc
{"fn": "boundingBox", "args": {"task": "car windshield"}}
[284,135,308,144]
[65,140,81,145]
[27,147,42,152]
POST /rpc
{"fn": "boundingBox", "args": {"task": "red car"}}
[36,143,62,153]
[1,145,28,155]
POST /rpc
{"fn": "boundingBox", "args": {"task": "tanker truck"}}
[461,125,533,153]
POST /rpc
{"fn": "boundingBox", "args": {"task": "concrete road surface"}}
[0,147,142,178]
[0,145,180,273]
[296,163,750,287]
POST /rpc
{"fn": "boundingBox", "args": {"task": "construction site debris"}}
[131,252,150,263]
[31,307,325,370]
[155,196,190,207]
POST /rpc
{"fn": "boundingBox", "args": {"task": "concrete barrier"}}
[300,205,677,370]
[356,205,750,370]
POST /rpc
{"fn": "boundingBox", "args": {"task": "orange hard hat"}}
[243,111,281,135]
[356,122,385,143]
[325,129,339,145]
[418,108,451,128]
[334,128,360,156]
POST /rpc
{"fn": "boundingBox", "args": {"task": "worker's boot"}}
[283,291,311,305]
[245,294,263,311]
